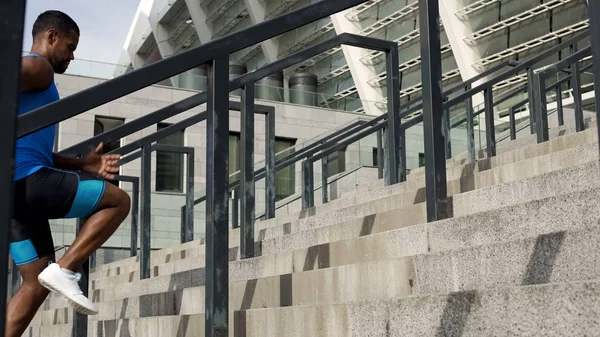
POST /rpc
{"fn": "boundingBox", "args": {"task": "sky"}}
[22,0,141,65]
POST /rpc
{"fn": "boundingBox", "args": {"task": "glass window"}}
[229,132,241,184]
[94,116,124,186]
[156,123,185,193]
[419,153,425,167]
[228,134,297,202]
[327,148,346,178]
[274,138,296,201]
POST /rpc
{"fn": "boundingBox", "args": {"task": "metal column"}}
[321,156,329,204]
[509,107,517,140]
[0,2,26,334]
[376,129,384,179]
[589,0,600,155]
[443,108,452,159]
[205,57,230,337]
[534,73,549,143]
[528,67,536,134]
[484,87,496,157]
[419,0,447,222]
[140,145,152,280]
[231,190,239,229]
[571,44,585,132]
[130,178,139,257]
[183,149,195,243]
[466,93,476,163]
[265,111,276,219]
[73,218,89,337]
[240,84,255,258]
[385,47,402,186]
[302,160,315,209]
[556,85,564,126]
[10,260,20,299]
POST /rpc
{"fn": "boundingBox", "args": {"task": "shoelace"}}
[68,272,84,295]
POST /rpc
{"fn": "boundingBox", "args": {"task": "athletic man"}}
[7,10,131,337]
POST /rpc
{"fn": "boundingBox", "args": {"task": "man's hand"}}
[81,143,121,180]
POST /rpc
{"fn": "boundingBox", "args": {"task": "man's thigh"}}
[19,166,106,220]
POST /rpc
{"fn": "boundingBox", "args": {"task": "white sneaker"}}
[38,262,98,315]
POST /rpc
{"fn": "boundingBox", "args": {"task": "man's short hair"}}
[32,10,80,38]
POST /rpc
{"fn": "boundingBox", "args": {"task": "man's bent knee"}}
[98,183,131,214]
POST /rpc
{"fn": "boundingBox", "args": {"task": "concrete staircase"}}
[25,117,600,336]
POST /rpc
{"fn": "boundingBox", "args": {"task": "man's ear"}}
[47,30,59,46]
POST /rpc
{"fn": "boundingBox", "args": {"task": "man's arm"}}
[53,153,85,171]
[21,56,54,93]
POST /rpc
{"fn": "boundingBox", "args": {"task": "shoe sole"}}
[38,275,98,316]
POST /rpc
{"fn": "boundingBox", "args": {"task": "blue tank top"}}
[14,54,59,181]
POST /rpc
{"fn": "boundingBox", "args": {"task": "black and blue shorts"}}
[10,167,106,266]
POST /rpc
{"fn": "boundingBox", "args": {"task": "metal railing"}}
[2,1,600,337]
[2,1,396,336]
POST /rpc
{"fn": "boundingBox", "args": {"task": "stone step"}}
[415,225,600,295]
[494,114,596,155]
[352,118,597,198]
[87,173,600,299]
[90,127,598,280]
[267,127,598,229]
[238,279,600,337]
[26,324,72,337]
[234,224,600,312]
[90,148,600,289]
[91,314,205,337]
[45,189,600,328]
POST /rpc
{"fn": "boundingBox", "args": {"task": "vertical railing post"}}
[10,260,20,299]
[265,111,276,219]
[556,84,564,126]
[205,57,230,337]
[231,190,239,229]
[399,127,407,182]
[182,149,195,243]
[90,251,96,270]
[570,44,585,132]
[0,2,27,333]
[130,178,139,257]
[240,84,255,258]
[589,0,600,156]
[420,0,447,222]
[484,87,496,157]
[385,46,402,186]
[527,67,536,134]
[73,217,89,337]
[465,89,476,164]
[443,107,452,159]
[321,155,329,204]
[140,145,152,280]
[376,129,384,179]
[509,107,517,140]
[302,159,314,209]
[534,73,549,143]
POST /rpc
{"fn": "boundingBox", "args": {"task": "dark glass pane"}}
[274,138,296,202]
[156,123,185,193]
[327,148,346,178]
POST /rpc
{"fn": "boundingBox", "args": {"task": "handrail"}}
[58,33,380,157]
[16,0,372,139]
[443,30,590,110]
[187,61,522,207]
[299,32,594,208]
